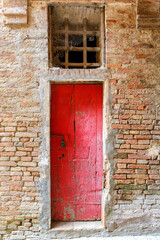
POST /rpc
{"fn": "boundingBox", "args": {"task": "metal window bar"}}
[65,18,69,69]
[83,18,87,69]
[51,15,101,68]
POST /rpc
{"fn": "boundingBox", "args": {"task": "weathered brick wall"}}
[0,0,160,239]
[0,0,46,238]
[106,0,160,233]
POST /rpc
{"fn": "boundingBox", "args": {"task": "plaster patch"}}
[148,145,160,157]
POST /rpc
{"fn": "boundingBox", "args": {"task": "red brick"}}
[131,145,149,150]
[114,94,125,99]
[5,127,16,132]
[22,176,33,181]
[134,135,152,139]
[116,169,134,174]
[119,115,131,120]
[128,154,149,159]
[21,157,32,162]
[117,149,137,154]
[27,167,40,172]
[149,175,160,180]
[128,164,149,169]
[138,140,150,144]
[20,138,30,142]
[120,144,130,149]
[125,140,137,144]
[115,159,137,164]
[15,152,27,156]
[117,134,124,139]
[131,125,153,130]
[113,174,127,179]
[135,180,145,184]
[138,106,144,110]
[149,160,159,165]
[148,170,158,174]
[112,124,131,129]
[17,127,27,132]
[127,174,148,179]
[124,135,133,140]
[10,186,22,191]
[17,147,32,152]
[24,142,39,147]
[136,54,150,59]
[115,180,134,184]
[117,163,126,168]
[0,142,13,147]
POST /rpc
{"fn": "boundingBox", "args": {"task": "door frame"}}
[40,78,113,229]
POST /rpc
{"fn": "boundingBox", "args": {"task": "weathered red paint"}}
[51,84,103,221]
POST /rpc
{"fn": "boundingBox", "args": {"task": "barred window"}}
[48,5,104,69]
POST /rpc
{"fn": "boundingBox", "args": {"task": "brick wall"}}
[0,0,44,238]
[106,0,160,232]
[0,0,160,239]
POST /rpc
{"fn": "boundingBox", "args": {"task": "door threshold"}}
[50,221,105,239]
[51,221,103,231]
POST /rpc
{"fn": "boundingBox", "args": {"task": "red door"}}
[51,84,103,221]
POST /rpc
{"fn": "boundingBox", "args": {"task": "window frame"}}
[48,3,105,69]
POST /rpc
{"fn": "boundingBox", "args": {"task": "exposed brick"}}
[124,135,133,140]
[0,0,160,237]
[112,124,131,129]
[21,157,32,162]
[116,169,134,174]
[128,154,150,159]
[0,142,13,147]
[127,174,148,179]
[131,145,149,149]
[134,135,152,139]
[113,174,127,179]
[15,132,37,138]
[20,138,30,142]
[128,164,149,169]
[138,140,150,144]
[5,127,16,132]
[115,159,137,164]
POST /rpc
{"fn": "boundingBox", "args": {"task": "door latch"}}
[51,134,66,148]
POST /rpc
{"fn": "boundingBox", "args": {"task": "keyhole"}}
[60,140,66,148]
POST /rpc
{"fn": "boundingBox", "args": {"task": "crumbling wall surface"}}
[106,0,160,234]
[0,0,47,239]
[0,0,160,239]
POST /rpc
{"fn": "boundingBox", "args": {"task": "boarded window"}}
[48,5,104,69]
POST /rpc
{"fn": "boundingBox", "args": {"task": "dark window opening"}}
[53,51,65,64]
[49,5,103,69]
[87,35,97,47]
[87,52,97,63]
[69,35,83,47]
[69,51,83,63]
[53,34,65,46]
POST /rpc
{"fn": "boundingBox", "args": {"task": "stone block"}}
[2,0,28,25]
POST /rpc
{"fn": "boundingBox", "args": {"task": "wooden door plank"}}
[74,84,102,220]
[51,84,75,221]
[96,85,103,202]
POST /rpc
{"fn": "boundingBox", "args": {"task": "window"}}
[48,5,104,69]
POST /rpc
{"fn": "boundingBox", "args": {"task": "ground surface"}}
[55,237,160,240]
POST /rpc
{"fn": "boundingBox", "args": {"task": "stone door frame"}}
[39,76,114,230]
